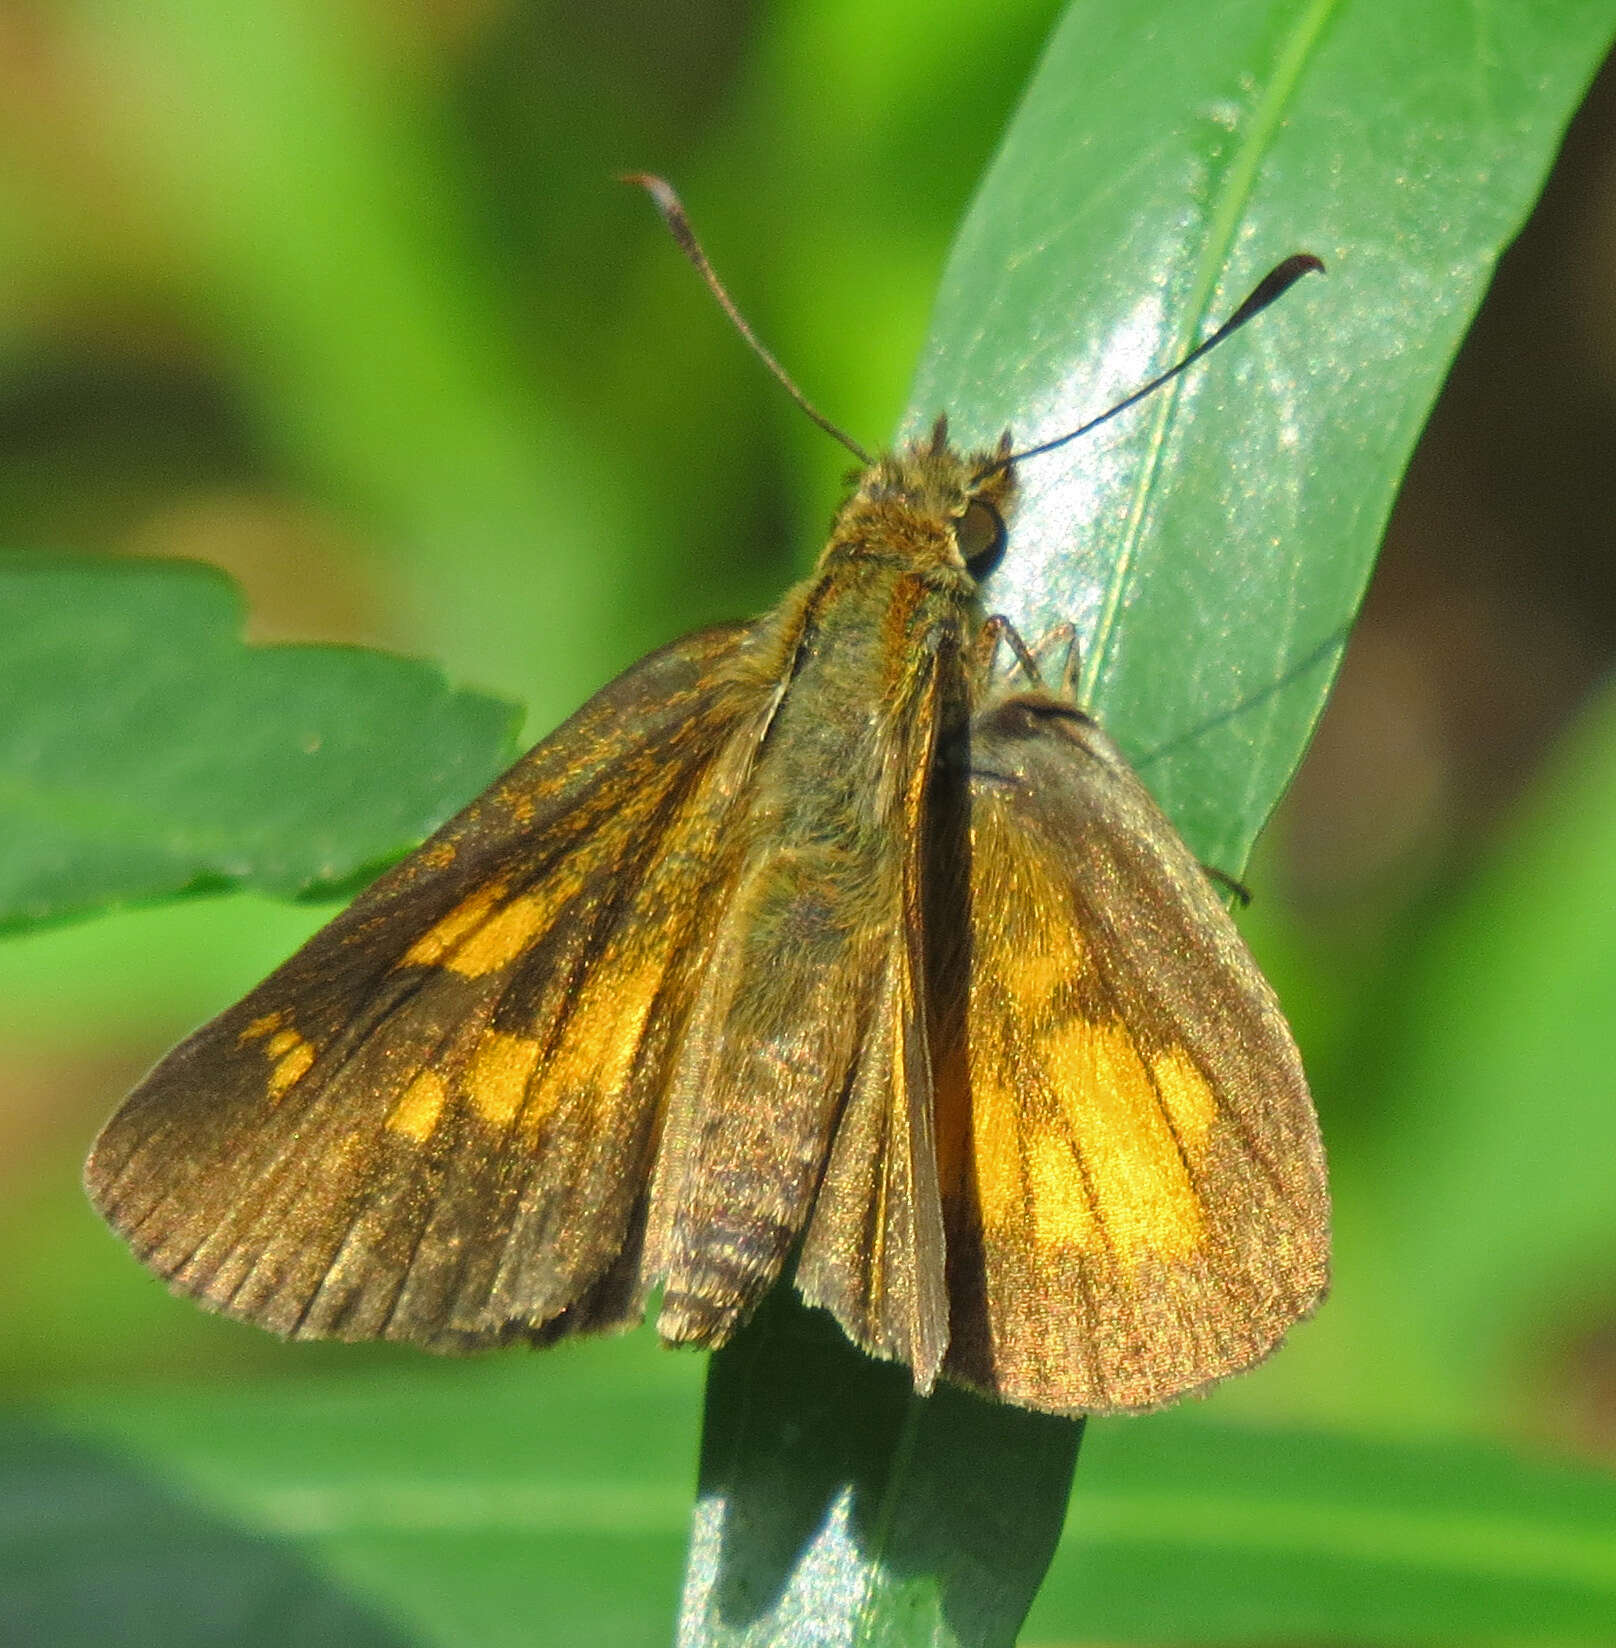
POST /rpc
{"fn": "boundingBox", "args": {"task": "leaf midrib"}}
[1082,0,1345,703]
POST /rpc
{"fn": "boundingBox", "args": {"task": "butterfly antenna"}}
[622,173,873,465]
[986,253,1325,474]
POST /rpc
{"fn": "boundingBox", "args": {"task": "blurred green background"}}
[3,1,1616,1643]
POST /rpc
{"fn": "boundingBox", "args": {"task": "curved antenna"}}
[979,253,1325,477]
[622,173,873,465]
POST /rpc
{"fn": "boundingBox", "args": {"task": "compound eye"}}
[956,498,1005,569]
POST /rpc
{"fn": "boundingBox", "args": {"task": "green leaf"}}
[912,0,1616,871]
[679,1291,1081,1648]
[12,1361,1616,1647]
[0,555,520,930]
[686,0,1616,1642]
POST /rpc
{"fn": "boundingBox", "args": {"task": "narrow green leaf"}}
[0,554,520,930]
[678,1290,1080,1648]
[913,0,1616,869]
[685,1,1616,1643]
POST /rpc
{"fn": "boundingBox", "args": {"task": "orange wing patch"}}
[422,950,673,1140]
[1044,1019,1213,1260]
[398,881,510,970]
[523,952,673,1130]
[379,885,714,1151]
[463,1030,542,1130]
[238,1011,288,1043]
[264,1030,316,1101]
[435,892,555,978]
[1021,1131,1096,1251]
[388,1069,449,1142]
[967,812,1219,1266]
[237,1013,317,1103]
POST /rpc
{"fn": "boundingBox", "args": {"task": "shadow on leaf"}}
[683,1285,1082,1647]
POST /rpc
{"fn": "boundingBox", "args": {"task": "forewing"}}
[941,692,1328,1415]
[86,624,776,1349]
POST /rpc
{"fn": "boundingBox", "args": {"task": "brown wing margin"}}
[941,692,1329,1415]
[85,622,780,1350]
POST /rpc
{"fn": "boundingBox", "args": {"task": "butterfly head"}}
[825,415,1018,580]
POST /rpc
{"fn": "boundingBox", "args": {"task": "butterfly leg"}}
[973,616,1081,696]
[1037,621,1081,698]
[972,614,1036,686]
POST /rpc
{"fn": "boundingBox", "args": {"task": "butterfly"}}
[85,183,1328,1416]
